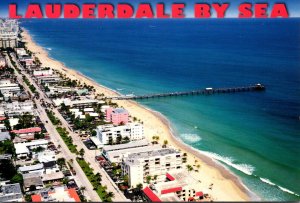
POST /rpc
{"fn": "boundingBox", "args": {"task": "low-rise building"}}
[14,139,48,159]
[18,163,44,174]
[0,183,23,202]
[33,69,53,77]
[22,172,44,192]
[143,170,205,202]
[96,123,144,146]
[0,100,34,116]
[122,148,182,187]
[31,186,81,202]
[106,107,129,125]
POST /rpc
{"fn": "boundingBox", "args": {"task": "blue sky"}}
[0,0,299,18]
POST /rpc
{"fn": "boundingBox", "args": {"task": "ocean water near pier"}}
[22,19,300,200]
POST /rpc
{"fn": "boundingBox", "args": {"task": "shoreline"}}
[21,27,255,201]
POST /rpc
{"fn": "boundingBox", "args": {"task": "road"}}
[6,53,102,202]
[9,53,129,202]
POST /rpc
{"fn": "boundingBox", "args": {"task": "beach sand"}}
[21,29,256,201]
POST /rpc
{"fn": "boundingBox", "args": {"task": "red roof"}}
[11,127,41,134]
[68,188,81,202]
[166,173,175,181]
[161,187,182,194]
[31,194,42,202]
[0,117,6,121]
[196,191,204,196]
[143,187,161,202]
[188,197,195,201]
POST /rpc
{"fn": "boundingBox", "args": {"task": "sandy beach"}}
[21,28,256,201]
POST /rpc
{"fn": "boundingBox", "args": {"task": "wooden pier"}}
[110,84,265,100]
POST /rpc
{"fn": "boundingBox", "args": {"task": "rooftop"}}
[18,163,44,173]
[11,127,41,134]
[0,183,23,202]
[112,108,128,114]
[42,171,64,182]
[31,187,81,202]
[127,148,179,160]
[103,139,149,152]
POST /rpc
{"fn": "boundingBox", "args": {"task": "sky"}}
[0,0,299,18]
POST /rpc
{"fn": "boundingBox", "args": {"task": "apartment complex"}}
[96,123,144,146]
[122,148,182,187]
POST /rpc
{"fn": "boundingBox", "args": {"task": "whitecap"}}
[200,151,255,176]
[259,177,276,186]
[181,133,201,143]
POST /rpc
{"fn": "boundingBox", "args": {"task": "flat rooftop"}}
[103,139,149,152]
[126,148,179,161]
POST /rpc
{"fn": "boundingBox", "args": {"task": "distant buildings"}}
[122,148,182,187]
[33,69,53,77]
[0,183,23,202]
[0,19,19,48]
[96,123,144,145]
[106,107,129,125]
[0,100,34,116]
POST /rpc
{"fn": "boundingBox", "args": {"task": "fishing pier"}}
[110,84,265,100]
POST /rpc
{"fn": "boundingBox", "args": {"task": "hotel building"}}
[0,19,19,48]
[106,107,129,125]
[96,123,144,145]
[122,148,182,187]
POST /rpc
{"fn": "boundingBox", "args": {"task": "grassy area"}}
[22,75,36,93]
[76,158,112,202]
[46,110,61,125]
[56,127,78,154]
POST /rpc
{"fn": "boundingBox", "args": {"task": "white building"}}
[33,69,53,76]
[15,48,27,57]
[96,123,144,146]
[0,19,18,48]
[122,148,182,187]
[143,170,205,202]
[14,139,48,159]
[0,80,20,95]
[0,183,23,202]
[0,100,34,116]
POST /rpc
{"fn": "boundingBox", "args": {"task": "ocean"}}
[21,19,300,201]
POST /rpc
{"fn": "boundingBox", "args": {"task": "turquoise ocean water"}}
[22,19,300,201]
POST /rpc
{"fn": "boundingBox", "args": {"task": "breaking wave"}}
[180,133,202,143]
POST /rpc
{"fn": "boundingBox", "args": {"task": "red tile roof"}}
[11,127,41,134]
[161,187,182,194]
[196,191,204,196]
[143,187,161,202]
[166,173,175,181]
[68,188,81,202]
[31,194,42,202]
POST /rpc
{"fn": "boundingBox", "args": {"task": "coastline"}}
[21,28,255,201]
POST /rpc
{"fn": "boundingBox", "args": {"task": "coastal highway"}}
[9,53,129,202]
[7,53,102,202]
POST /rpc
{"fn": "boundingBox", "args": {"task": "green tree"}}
[10,173,23,186]
[57,158,66,169]
[0,140,16,155]
[79,148,85,159]
[136,183,143,191]
[146,175,152,184]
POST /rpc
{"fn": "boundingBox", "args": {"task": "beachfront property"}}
[15,48,27,57]
[52,97,100,108]
[31,186,81,202]
[102,139,162,163]
[122,148,182,187]
[36,75,62,85]
[96,123,144,146]
[0,183,23,202]
[143,170,205,202]
[19,55,34,67]
[106,107,129,125]
[0,100,34,116]
[45,86,89,97]
[0,19,19,49]
[33,69,53,77]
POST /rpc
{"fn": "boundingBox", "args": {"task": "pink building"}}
[106,107,129,125]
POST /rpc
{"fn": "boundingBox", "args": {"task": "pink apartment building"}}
[106,107,129,125]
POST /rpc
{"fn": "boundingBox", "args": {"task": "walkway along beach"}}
[21,28,259,201]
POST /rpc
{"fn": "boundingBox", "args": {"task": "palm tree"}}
[186,164,193,172]
[163,140,168,148]
[107,192,115,200]
[80,186,86,195]
[79,148,85,159]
